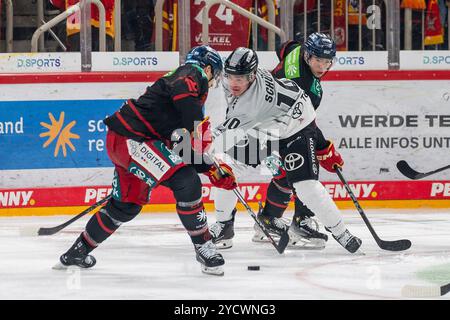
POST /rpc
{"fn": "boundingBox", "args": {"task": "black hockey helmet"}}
[304,33,336,60]
[224,47,258,79]
[185,45,223,81]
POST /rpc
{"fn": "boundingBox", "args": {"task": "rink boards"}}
[0,181,450,216]
[0,70,449,215]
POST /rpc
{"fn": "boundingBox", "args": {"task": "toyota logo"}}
[292,102,303,119]
[284,153,304,171]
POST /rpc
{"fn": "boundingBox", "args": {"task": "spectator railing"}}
[31,0,107,52]
[279,0,402,69]
[403,4,449,50]
[280,0,385,51]
[155,0,165,51]
[5,0,13,52]
[201,0,286,50]
[37,0,45,51]
[114,0,121,51]
[250,0,277,50]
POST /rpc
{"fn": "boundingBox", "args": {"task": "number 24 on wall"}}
[194,0,234,25]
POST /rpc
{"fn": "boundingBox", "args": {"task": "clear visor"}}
[213,68,222,82]
[209,69,223,88]
[223,72,254,86]
[222,72,255,96]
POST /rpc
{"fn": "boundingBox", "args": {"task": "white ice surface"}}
[1,209,450,300]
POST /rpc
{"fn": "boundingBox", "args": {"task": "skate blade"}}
[201,265,224,276]
[52,262,69,270]
[353,249,366,256]
[52,262,94,270]
[251,232,280,243]
[214,239,233,250]
[288,240,326,250]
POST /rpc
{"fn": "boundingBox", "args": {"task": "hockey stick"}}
[335,167,412,251]
[208,155,289,254]
[396,160,450,180]
[402,283,450,298]
[21,195,111,236]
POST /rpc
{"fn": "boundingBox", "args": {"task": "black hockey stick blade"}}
[396,160,450,180]
[37,195,111,236]
[335,167,411,252]
[376,238,411,251]
[247,202,289,254]
[277,231,290,253]
[206,152,289,254]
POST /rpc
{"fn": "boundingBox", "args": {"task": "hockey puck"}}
[247,266,260,271]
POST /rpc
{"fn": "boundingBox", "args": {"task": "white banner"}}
[243,51,388,71]
[0,53,81,73]
[91,52,179,71]
[316,80,450,181]
[5,51,447,73]
[400,51,450,70]
[332,51,388,70]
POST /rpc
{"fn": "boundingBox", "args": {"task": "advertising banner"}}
[1,180,449,209]
[317,79,450,182]
[0,53,81,73]
[190,0,252,50]
[0,99,121,170]
[400,51,450,70]
[333,51,388,70]
[92,52,179,72]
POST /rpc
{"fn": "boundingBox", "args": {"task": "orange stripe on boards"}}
[2,200,450,217]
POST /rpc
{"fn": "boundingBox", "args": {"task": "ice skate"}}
[53,236,96,270]
[195,240,225,276]
[210,219,235,249]
[333,229,362,253]
[252,213,288,242]
[288,216,328,249]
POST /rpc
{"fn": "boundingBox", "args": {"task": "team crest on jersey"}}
[310,79,322,97]
[291,102,304,119]
[285,46,301,79]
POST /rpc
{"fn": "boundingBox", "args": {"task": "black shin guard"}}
[165,166,210,245]
[177,202,210,245]
[82,198,142,249]
[262,177,293,218]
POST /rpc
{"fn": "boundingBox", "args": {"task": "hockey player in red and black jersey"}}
[54,45,236,276]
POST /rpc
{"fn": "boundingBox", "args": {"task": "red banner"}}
[424,0,444,46]
[190,0,252,50]
[1,181,450,209]
[334,0,347,51]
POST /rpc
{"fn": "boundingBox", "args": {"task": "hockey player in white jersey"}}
[209,47,362,253]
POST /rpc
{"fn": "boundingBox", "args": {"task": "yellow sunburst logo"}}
[40,112,80,157]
